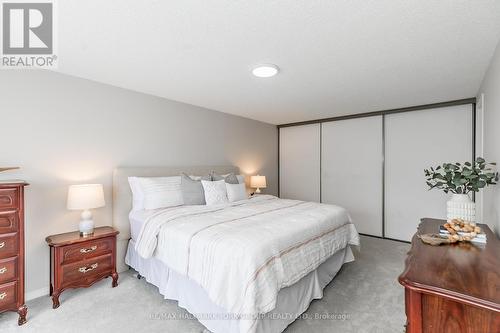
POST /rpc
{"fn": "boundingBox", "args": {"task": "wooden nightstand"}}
[45,226,119,309]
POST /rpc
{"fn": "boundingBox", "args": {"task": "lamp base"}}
[255,188,261,194]
[79,210,94,237]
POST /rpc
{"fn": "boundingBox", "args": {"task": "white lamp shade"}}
[250,175,267,189]
[67,184,105,210]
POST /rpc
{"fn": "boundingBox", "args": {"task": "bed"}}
[113,166,359,333]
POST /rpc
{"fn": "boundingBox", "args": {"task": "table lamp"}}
[250,175,267,194]
[67,184,105,236]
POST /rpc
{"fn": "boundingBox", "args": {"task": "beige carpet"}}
[0,236,409,333]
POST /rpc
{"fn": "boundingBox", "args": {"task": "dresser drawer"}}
[0,188,18,209]
[0,233,18,259]
[0,256,17,284]
[0,280,18,309]
[61,253,113,288]
[60,237,114,265]
[0,210,19,234]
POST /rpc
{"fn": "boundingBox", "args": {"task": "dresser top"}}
[399,218,499,311]
[46,226,119,247]
[0,180,28,185]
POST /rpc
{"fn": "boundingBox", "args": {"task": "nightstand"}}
[45,226,119,309]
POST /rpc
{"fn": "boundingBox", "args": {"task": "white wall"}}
[0,70,278,299]
[477,40,500,236]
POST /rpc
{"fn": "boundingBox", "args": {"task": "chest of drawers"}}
[0,181,28,325]
[399,218,499,333]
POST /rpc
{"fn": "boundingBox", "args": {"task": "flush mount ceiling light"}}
[252,64,279,78]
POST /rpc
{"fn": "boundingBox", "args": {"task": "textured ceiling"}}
[56,1,500,124]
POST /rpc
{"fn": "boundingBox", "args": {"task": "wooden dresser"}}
[0,181,28,325]
[46,226,119,309]
[399,218,499,333]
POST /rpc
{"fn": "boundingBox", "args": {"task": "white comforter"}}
[135,195,359,330]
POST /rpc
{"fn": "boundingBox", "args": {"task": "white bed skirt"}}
[126,240,354,333]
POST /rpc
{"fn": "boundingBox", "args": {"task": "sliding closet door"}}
[279,124,320,201]
[322,116,383,236]
[385,105,473,241]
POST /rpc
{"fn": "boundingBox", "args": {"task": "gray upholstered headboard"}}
[112,165,240,272]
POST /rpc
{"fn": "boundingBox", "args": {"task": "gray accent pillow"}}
[211,172,239,184]
[180,173,211,205]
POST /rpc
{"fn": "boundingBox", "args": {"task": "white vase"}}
[446,194,476,223]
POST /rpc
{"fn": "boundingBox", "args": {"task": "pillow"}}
[128,177,145,211]
[226,183,247,202]
[180,173,210,205]
[136,176,183,210]
[201,180,229,205]
[212,172,239,184]
[220,173,245,184]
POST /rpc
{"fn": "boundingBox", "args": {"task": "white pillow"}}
[226,183,247,202]
[201,180,229,206]
[128,177,144,211]
[136,176,184,210]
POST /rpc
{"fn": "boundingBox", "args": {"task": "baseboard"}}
[26,287,49,301]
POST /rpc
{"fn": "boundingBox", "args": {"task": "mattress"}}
[126,240,354,333]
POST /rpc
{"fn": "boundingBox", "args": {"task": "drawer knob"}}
[0,242,4,249]
[0,267,6,274]
[78,263,98,273]
[0,292,6,300]
[80,245,97,254]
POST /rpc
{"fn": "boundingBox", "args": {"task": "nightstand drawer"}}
[0,188,18,210]
[0,256,18,284]
[0,280,18,309]
[61,253,113,287]
[61,237,114,265]
[0,233,18,259]
[0,210,19,234]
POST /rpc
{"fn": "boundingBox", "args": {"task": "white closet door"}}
[279,124,320,201]
[322,116,383,236]
[385,105,473,241]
